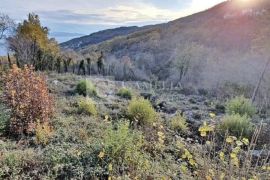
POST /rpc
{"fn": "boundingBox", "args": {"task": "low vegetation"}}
[1,65,54,136]
[0,103,9,135]
[0,72,269,179]
[170,113,188,133]
[226,96,256,117]
[76,79,97,97]
[127,98,157,126]
[117,87,132,99]
[102,122,151,177]
[35,122,54,146]
[0,8,269,179]
[219,113,253,137]
[77,97,98,116]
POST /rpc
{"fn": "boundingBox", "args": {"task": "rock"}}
[165,107,177,114]
[179,87,196,95]
[53,80,59,85]
[204,101,211,106]
[215,104,225,113]
[251,150,269,159]
[140,92,153,100]
[191,106,199,110]
[186,138,194,143]
[189,98,197,104]
[192,112,202,120]
[154,101,177,114]
[197,88,208,96]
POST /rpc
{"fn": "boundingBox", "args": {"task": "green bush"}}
[219,114,253,137]
[170,113,188,133]
[128,98,157,126]
[76,80,97,97]
[226,96,256,117]
[78,97,97,116]
[103,122,150,175]
[117,87,132,99]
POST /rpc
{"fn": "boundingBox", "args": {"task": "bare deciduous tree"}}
[0,13,14,40]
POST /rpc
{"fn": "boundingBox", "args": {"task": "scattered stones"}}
[215,104,226,113]
[197,88,208,96]
[251,150,269,159]
[191,106,199,110]
[192,112,202,120]
[189,98,197,104]
[140,92,153,100]
[154,101,177,114]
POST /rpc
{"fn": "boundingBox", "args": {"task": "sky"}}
[0,0,225,55]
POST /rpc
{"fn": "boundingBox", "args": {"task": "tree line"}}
[0,13,107,76]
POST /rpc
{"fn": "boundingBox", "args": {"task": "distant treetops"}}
[8,13,59,70]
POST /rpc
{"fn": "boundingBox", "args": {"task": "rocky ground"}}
[48,72,270,146]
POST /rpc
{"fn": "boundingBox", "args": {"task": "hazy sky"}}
[0,0,225,42]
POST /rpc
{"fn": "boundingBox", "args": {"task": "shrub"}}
[127,98,157,126]
[193,129,269,179]
[170,113,188,133]
[35,122,54,146]
[103,122,150,176]
[75,80,97,97]
[226,96,256,117]
[117,87,132,99]
[78,97,97,116]
[2,65,54,135]
[219,114,253,137]
[0,149,41,179]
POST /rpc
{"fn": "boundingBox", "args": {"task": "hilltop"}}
[62,0,270,89]
[60,26,140,50]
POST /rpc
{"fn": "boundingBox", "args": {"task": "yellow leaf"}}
[200,131,207,137]
[108,163,113,171]
[232,147,241,154]
[219,152,225,161]
[226,136,236,144]
[236,140,243,146]
[242,138,249,145]
[230,153,237,159]
[98,151,105,159]
[180,164,187,173]
[206,141,211,145]
[220,172,225,180]
[189,159,197,166]
[209,112,216,118]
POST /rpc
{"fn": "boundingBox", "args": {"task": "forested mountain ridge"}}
[67,0,270,89]
[60,26,141,50]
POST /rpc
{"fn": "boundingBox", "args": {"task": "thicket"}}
[2,65,54,135]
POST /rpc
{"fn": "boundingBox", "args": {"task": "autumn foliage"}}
[2,65,54,135]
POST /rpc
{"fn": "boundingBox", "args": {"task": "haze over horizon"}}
[0,0,225,44]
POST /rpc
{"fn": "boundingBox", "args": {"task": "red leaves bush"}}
[2,65,54,135]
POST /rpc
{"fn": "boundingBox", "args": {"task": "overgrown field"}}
[0,69,269,179]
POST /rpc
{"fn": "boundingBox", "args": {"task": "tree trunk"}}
[7,53,12,68]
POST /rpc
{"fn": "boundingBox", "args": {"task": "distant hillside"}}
[69,0,270,89]
[60,26,140,50]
